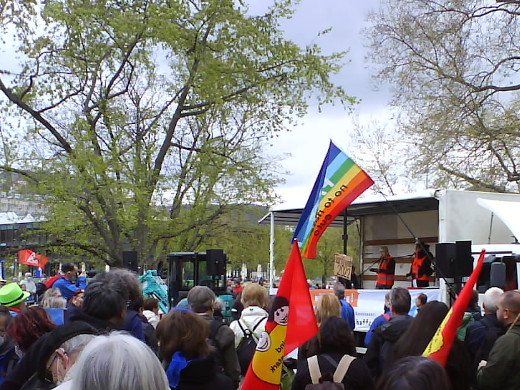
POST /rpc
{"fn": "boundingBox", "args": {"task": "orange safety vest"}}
[411,255,430,281]
[376,256,395,287]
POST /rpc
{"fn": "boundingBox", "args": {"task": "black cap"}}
[36,321,98,379]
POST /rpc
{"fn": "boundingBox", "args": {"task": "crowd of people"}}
[0,263,517,390]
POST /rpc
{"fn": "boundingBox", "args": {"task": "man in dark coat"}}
[365,287,412,380]
[465,287,504,375]
[477,290,520,390]
[188,286,240,389]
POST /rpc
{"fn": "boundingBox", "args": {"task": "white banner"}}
[269,287,442,332]
[348,289,441,331]
[305,288,442,332]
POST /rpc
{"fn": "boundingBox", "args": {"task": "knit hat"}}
[0,283,30,307]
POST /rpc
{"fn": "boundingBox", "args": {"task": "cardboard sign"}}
[334,253,352,279]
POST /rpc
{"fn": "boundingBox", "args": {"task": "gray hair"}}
[71,332,169,390]
[214,297,225,312]
[333,282,345,300]
[110,268,142,303]
[83,272,129,320]
[60,334,96,357]
[41,295,66,309]
[187,286,216,313]
[483,287,504,313]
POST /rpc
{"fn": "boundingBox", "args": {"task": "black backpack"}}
[236,317,266,375]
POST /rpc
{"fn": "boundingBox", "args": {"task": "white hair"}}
[61,334,96,357]
[71,332,169,390]
[483,287,504,313]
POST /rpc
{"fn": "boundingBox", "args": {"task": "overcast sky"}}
[267,0,392,207]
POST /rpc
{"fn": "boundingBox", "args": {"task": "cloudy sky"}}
[266,0,393,207]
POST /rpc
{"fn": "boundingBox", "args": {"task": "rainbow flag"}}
[423,249,486,366]
[293,141,374,259]
[241,240,318,390]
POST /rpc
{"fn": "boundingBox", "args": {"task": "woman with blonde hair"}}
[298,293,342,361]
[229,282,269,374]
[315,293,341,325]
[229,282,269,347]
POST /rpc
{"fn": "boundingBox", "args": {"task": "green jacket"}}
[477,321,520,390]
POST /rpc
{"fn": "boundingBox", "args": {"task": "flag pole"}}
[342,208,348,255]
[269,211,275,289]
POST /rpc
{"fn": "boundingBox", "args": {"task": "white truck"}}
[350,189,520,293]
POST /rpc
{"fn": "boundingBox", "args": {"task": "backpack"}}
[208,319,227,374]
[304,354,355,390]
[236,317,266,375]
[45,275,61,289]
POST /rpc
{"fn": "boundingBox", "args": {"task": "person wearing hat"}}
[1,321,97,390]
[0,283,30,317]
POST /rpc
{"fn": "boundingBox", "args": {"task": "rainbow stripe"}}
[293,141,373,259]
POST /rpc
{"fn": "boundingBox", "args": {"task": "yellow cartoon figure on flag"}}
[252,296,289,384]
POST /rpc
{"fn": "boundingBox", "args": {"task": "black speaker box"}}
[455,240,473,277]
[206,249,226,276]
[435,241,473,278]
[122,251,138,272]
[435,243,456,278]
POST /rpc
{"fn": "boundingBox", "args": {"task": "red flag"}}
[18,249,48,268]
[18,249,39,266]
[36,254,48,268]
[423,249,486,366]
[241,240,318,390]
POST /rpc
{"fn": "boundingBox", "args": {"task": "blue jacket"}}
[52,276,87,301]
[339,298,355,330]
[364,311,390,346]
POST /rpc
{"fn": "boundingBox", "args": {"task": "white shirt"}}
[20,278,36,294]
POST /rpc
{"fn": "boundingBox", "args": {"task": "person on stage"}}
[370,246,395,289]
[407,242,433,288]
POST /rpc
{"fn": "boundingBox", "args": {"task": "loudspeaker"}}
[490,262,506,288]
[455,241,473,277]
[122,251,138,273]
[206,249,226,276]
[435,243,456,278]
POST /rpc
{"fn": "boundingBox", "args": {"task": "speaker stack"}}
[435,241,473,278]
[122,251,138,273]
[206,249,227,275]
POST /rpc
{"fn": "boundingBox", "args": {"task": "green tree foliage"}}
[366,0,520,192]
[302,222,360,284]
[173,204,293,274]
[0,0,353,265]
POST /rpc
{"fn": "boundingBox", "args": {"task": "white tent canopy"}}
[477,198,520,242]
